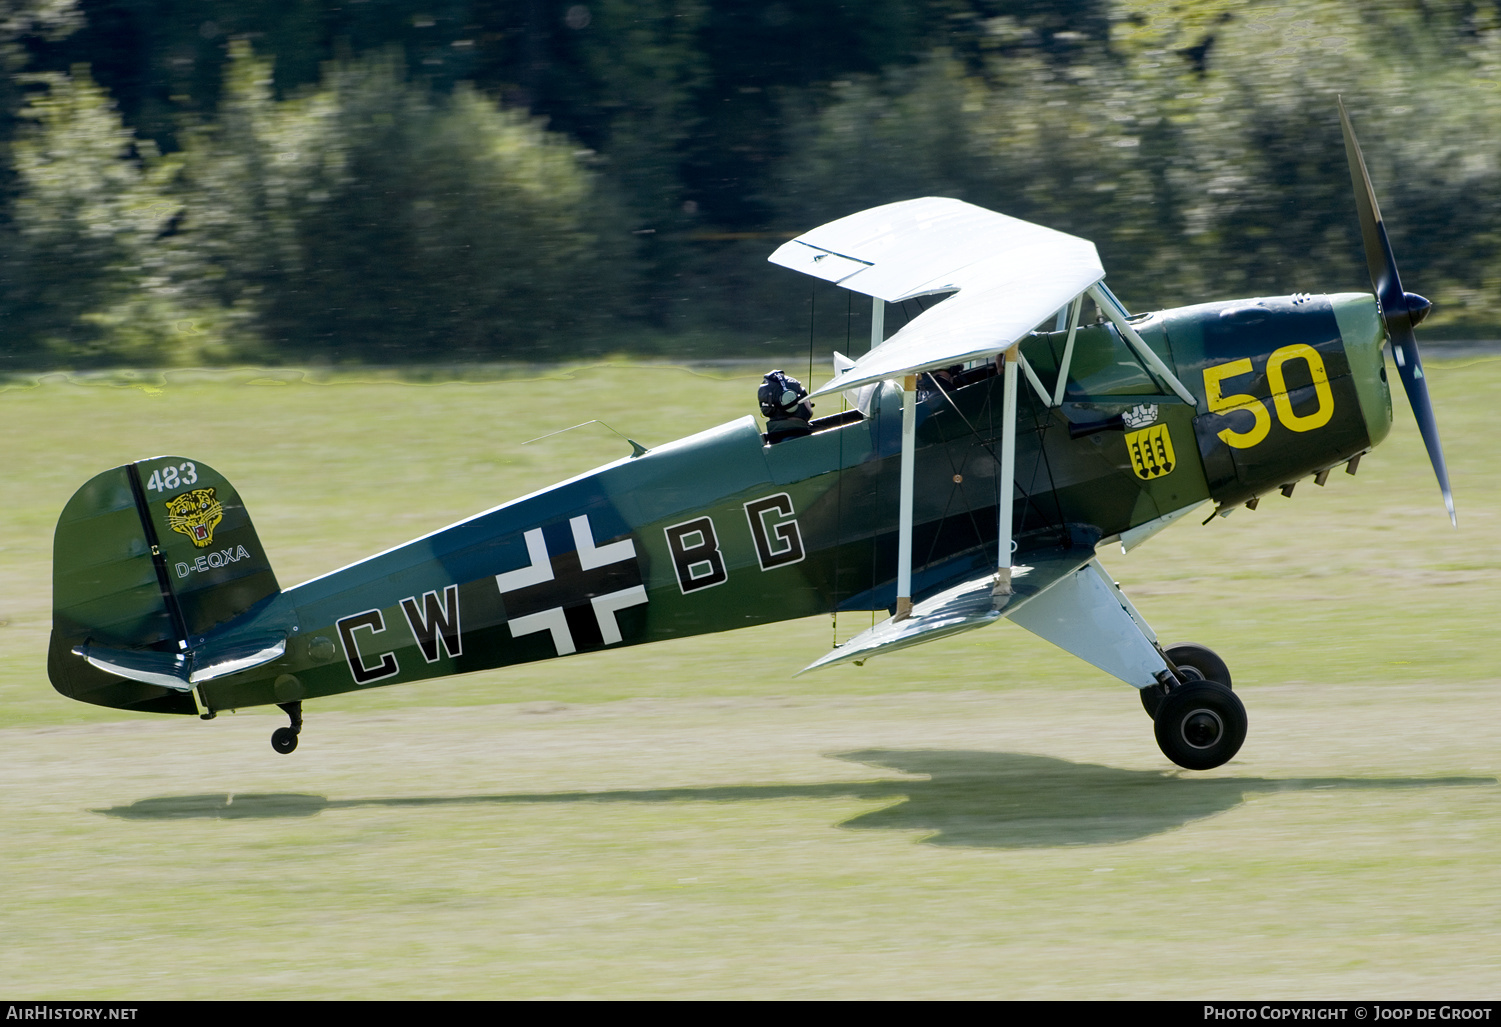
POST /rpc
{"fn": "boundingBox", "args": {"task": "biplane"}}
[48,102,1454,770]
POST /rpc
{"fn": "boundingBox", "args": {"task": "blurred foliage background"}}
[1,0,1499,370]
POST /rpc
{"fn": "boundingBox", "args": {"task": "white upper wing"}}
[767,197,1104,397]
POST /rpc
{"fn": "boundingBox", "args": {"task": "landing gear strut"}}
[271,701,302,754]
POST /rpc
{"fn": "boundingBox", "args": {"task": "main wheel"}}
[1143,643,1232,719]
[1164,642,1232,688]
[271,727,299,755]
[1154,680,1247,770]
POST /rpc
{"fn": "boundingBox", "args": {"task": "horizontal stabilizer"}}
[73,634,287,690]
[798,543,1097,675]
[74,643,190,690]
[187,635,287,683]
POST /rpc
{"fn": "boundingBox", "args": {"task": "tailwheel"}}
[271,700,302,755]
[1154,681,1247,770]
[1143,642,1232,719]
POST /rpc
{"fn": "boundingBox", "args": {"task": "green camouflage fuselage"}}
[48,292,1392,716]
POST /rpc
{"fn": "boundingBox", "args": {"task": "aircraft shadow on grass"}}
[93,750,1497,849]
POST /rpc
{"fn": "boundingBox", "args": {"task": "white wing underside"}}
[798,549,1172,689]
[797,543,1095,676]
[768,197,1105,397]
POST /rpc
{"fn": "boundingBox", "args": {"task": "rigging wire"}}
[924,363,1061,568]
[808,287,815,386]
[924,374,1001,570]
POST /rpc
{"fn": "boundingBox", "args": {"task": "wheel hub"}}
[1181,708,1224,749]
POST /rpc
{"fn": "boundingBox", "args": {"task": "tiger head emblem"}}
[165,488,223,548]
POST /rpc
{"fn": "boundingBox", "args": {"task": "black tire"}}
[1154,681,1247,771]
[271,727,299,755]
[1144,644,1233,719]
[1139,682,1169,720]
[1164,642,1232,688]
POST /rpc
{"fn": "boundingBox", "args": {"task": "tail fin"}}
[49,456,281,713]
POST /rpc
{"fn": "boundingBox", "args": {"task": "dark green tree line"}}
[3,0,1501,371]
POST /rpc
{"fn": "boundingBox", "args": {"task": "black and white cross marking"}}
[494,515,648,656]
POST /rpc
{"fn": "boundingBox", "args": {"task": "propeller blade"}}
[1338,97,1456,525]
[1388,320,1456,525]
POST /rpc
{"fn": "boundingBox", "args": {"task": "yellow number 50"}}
[1203,344,1334,449]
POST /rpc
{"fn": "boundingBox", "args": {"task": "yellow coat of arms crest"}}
[1126,425,1176,480]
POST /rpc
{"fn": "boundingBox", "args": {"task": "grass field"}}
[2,356,1499,998]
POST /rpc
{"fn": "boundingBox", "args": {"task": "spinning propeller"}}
[1338,97,1456,525]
